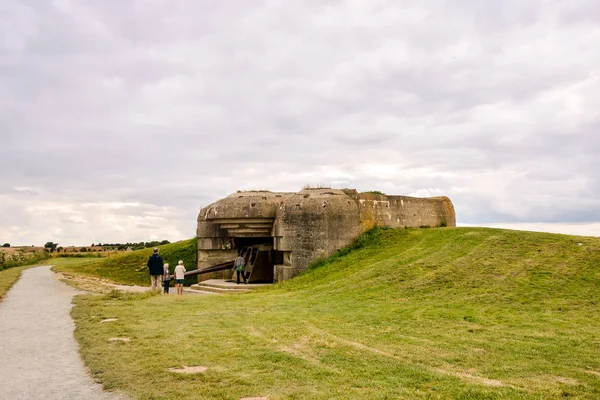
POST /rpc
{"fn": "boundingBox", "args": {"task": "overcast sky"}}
[1,0,599,246]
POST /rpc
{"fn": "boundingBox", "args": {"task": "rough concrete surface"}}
[0,266,125,400]
[197,188,456,281]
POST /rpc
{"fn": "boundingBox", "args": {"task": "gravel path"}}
[0,266,124,400]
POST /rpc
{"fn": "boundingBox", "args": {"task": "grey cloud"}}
[1,0,599,244]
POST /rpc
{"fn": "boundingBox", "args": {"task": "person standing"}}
[163,263,171,294]
[147,248,163,291]
[234,251,247,284]
[173,260,186,295]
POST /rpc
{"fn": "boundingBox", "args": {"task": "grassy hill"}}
[53,238,197,286]
[71,227,600,399]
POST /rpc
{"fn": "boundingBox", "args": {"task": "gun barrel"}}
[184,260,234,277]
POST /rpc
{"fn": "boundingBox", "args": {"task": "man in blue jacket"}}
[147,247,164,291]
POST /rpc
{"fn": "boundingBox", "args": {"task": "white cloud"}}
[0,195,187,246]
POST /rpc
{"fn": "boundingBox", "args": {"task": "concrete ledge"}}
[199,279,271,289]
[189,284,250,294]
[190,279,272,294]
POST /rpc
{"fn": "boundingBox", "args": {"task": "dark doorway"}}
[232,237,274,283]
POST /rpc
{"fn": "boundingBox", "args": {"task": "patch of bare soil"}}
[435,368,504,387]
[549,376,579,385]
[167,365,208,374]
[584,369,600,377]
[279,337,322,366]
[109,337,131,342]
[57,272,146,294]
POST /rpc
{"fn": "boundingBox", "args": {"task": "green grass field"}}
[52,238,197,286]
[70,227,600,399]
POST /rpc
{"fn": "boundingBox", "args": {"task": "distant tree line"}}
[16,240,174,254]
[91,240,170,251]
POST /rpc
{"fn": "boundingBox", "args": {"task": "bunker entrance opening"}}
[232,237,281,283]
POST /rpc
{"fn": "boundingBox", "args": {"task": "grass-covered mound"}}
[54,238,197,286]
[72,227,600,399]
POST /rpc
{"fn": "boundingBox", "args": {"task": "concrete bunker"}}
[193,188,456,283]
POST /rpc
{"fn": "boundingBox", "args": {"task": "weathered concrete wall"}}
[197,191,292,281]
[353,193,456,230]
[273,188,363,275]
[197,188,456,281]
[200,191,291,221]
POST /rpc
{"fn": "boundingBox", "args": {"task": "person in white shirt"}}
[173,260,186,295]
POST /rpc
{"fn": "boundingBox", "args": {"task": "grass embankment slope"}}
[72,228,600,399]
[53,239,197,286]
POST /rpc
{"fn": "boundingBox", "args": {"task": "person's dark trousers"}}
[236,270,246,284]
[163,279,170,293]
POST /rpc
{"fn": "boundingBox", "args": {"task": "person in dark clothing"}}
[234,250,247,284]
[147,248,164,291]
